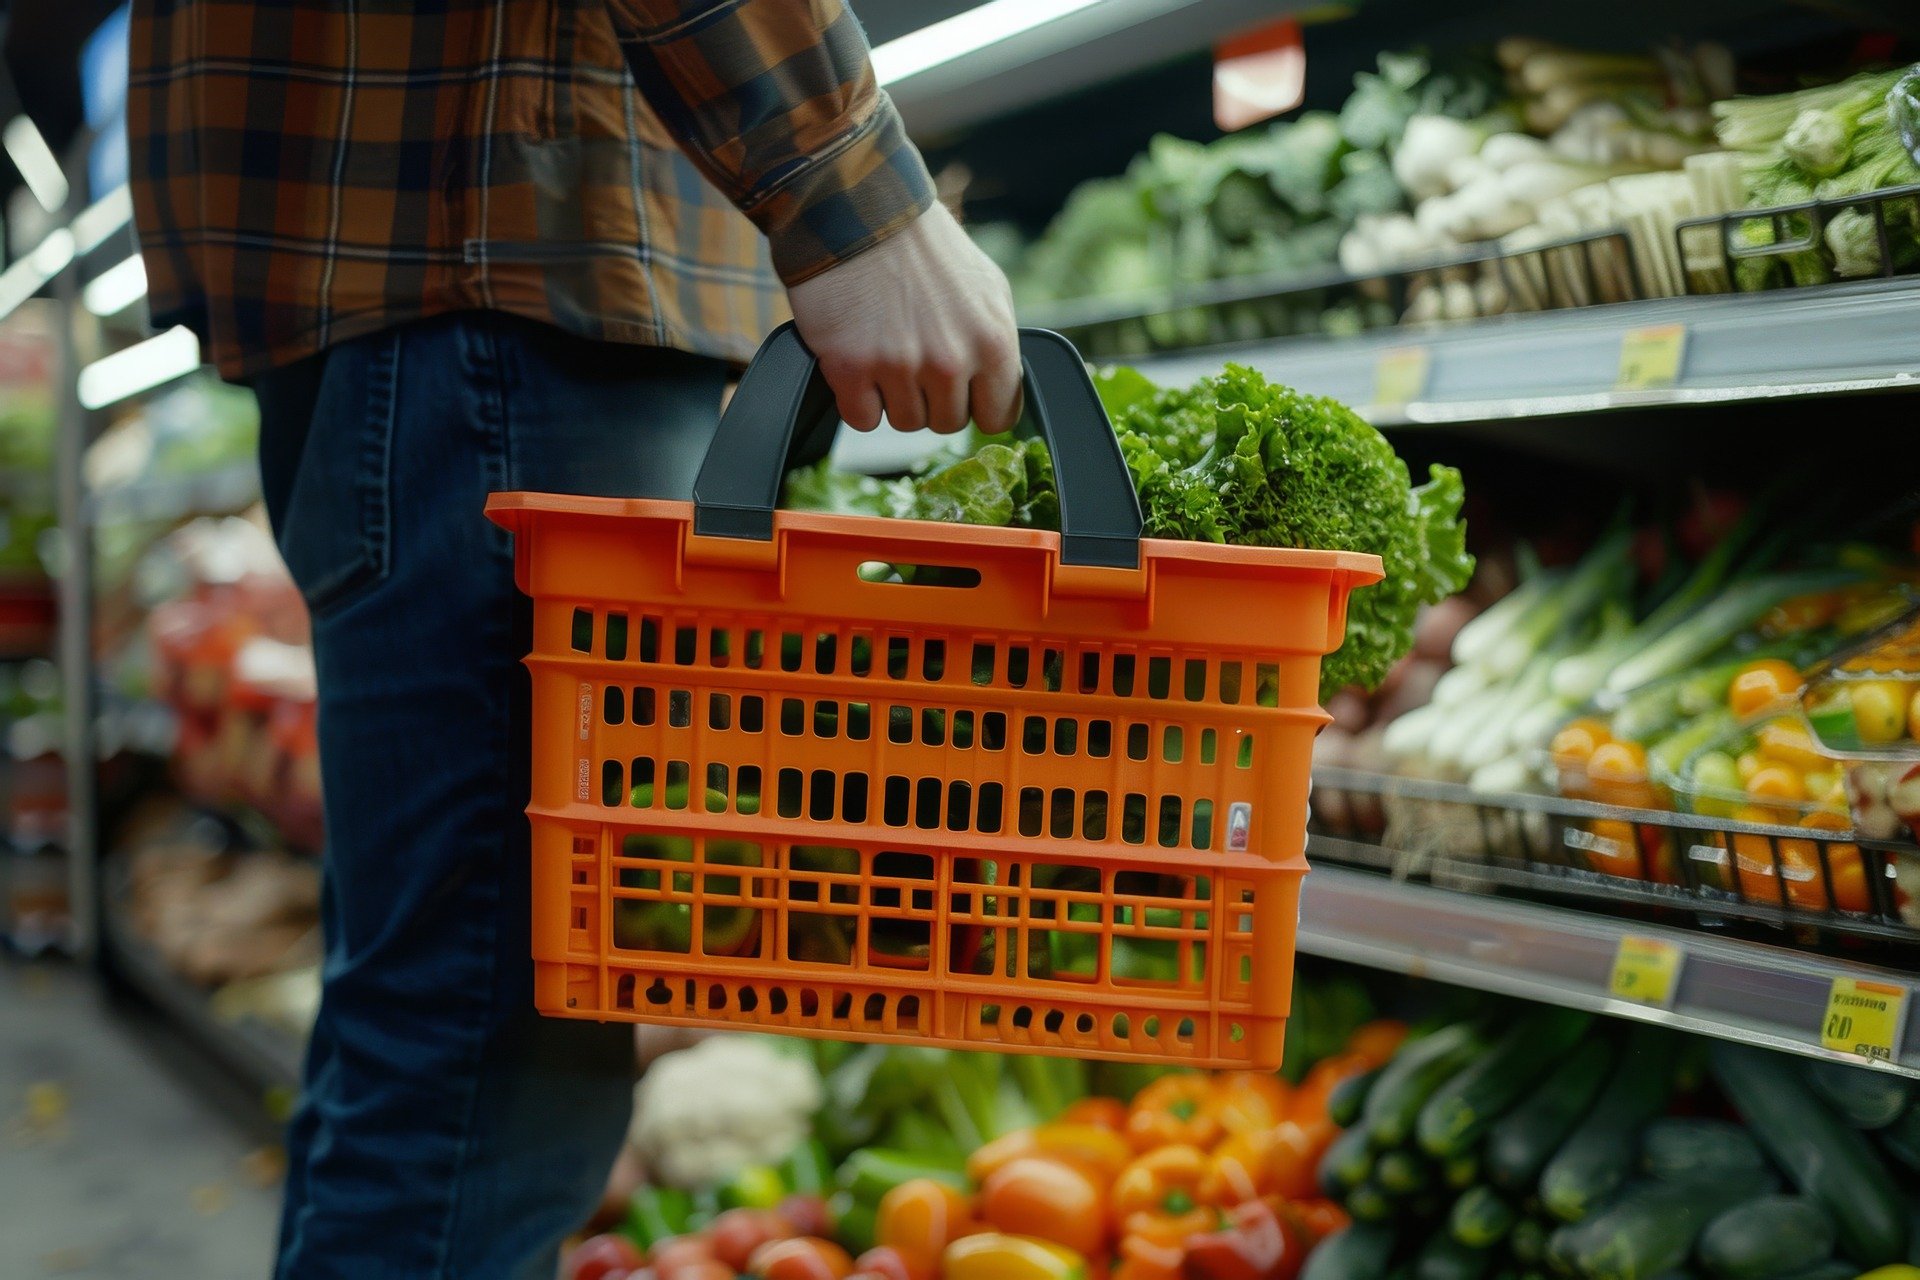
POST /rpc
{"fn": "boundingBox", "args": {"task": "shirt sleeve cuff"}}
[747,93,936,286]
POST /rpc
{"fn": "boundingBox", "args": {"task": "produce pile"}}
[1713,66,1920,287]
[1308,1009,1920,1280]
[569,974,1406,1280]
[787,362,1474,702]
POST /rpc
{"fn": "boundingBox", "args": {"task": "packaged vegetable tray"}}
[486,325,1382,1068]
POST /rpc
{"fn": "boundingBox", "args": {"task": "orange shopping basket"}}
[486,325,1381,1067]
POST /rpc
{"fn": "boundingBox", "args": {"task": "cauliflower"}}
[628,1036,823,1190]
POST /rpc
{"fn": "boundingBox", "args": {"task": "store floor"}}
[0,957,282,1278]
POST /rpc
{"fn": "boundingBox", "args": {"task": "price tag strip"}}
[1616,323,1688,390]
[1373,346,1431,408]
[1608,935,1685,1009]
[1821,978,1911,1064]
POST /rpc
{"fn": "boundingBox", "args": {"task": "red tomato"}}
[779,1195,833,1240]
[648,1237,715,1275]
[708,1208,793,1272]
[567,1234,645,1280]
[852,1245,915,1280]
[748,1236,855,1280]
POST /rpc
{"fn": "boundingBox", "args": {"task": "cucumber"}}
[1330,1067,1384,1128]
[1365,1023,1490,1149]
[1638,1118,1767,1182]
[1510,1217,1548,1266]
[1378,1149,1430,1196]
[1321,1124,1377,1195]
[1712,1043,1910,1267]
[1546,1173,1775,1280]
[1803,1060,1915,1130]
[1697,1196,1836,1280]
[1540,1028,1678,1222]
[1451,1187,1519,1248]
[1443,1151,1482,1191]
[1486,1037,1619,1192]
[1416,1230,1493,1280]
[1349,1178,1396,1222]
[1418,1010,1594,1157]
[1303,1224,1398,1280]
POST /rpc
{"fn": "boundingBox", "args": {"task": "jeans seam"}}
[428,317,512,1280]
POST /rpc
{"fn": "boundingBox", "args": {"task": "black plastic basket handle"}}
[692,322,1144,569]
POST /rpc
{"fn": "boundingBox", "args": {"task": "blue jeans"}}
[255,312,729,1279]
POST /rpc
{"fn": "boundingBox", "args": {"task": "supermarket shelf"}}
[1126,275,1920,427]
[882,0,1306,138]
[99,875,304,1093]
[1296,859,1920,1078]
[83,461,260,526]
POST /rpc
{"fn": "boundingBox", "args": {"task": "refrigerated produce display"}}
[10,0,1920,1276]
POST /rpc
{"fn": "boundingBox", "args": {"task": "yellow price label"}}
[1821,978,1910,1063]
[1616,323,1688,390]
[1608,935,1685,1008]
[1373,346,1431,407]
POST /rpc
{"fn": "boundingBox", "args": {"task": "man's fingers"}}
[925,360,970,435]
[879,370,928,432]
[970,351,1023,436]
[827,368,884,432]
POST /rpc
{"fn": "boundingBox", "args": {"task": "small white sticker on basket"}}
[578,683,593,741]
[1226,803,1253,851]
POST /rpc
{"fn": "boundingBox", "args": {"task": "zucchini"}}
[1803,1060,1914,1130]
[1878,1103,1920,1173]
[1443,1151,1482,1191]
[1546,1173,1774,1280]
[1638,1118,1767,1183]
[1451,1187,1519,1248]
[1510,1217,1548,1266]
[1712,1043,1910,1267]
[1416,1230,1493,1280]
[1303,1224,1398,1280]
[1365,1023,1490,1149]
[1330,1067,1384,1129]
[1419,1010,1594,1157]
[1321,1124,1377,1196]
[1378,1149,1430,1196]
[1540,1029,1678,1222]
[1696,1196,1836,1280]
[1349,1177,1396,1222]
[1486,1036,1619,1192]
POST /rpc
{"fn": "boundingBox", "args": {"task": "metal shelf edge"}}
[1297,862,1920,1078]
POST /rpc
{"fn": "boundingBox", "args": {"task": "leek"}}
[1601,568,1863,697]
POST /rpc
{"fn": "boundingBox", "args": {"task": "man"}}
[127,2,1021,1275]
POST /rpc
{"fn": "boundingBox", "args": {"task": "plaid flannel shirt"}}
[128,0,935,379]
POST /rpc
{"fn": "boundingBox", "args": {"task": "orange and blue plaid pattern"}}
[128,0,934,379]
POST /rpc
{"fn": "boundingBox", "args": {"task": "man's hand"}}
[787,204,1022,436]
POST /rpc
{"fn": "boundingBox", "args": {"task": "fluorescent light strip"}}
[0,229,76,321]
[3,116,70,214]
[83,254,149,317]
[871,0,1113,85]
[72,186,134,254]
[77,325,201,410]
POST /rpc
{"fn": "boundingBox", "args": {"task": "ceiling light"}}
[3,116,70,214]
[77,325,201,410]
[72,186,133,253]
[83,254,148,317]
[871,0,1114,85]
[0,228,75,321]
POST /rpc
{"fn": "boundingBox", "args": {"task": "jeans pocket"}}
[273,331,399,620]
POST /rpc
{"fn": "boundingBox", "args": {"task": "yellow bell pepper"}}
[943,1232,1087,1280]
[1855,1268,1920,1280]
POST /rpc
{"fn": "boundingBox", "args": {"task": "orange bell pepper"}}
[971,1124,1133,1187]
[1059,1097,1128,1132]
[1124,1075,1220,1151]
[1113,1144,1212,1226]
[1264,1120,1327,1202]
[1208,1072,1291,1136]
[1200,1130,1276,1205]
[978,1157,1108,1258]
[876,1179,974,1280]
[1288,1198,1350,1245]
[1114,1213,1190,1280]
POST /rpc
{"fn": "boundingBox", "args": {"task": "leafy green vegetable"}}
[788,364,1474,702]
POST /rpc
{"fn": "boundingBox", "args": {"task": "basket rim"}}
[485,491,1385,583]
